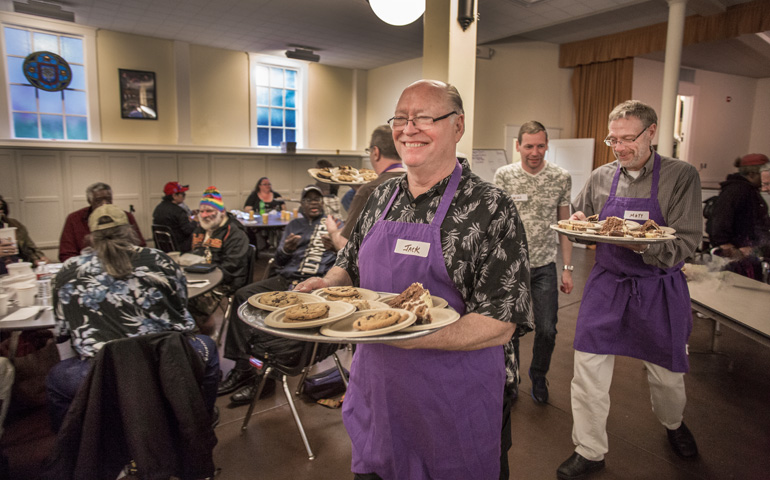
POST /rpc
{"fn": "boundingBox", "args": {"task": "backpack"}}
[703,195,718,220]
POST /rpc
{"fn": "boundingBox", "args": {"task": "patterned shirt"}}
[53,246,196,358]
[337,159,533,386]
[494,161,572,268]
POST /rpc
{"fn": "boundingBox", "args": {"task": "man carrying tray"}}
[556,100,703,480]
[296,80,532,480]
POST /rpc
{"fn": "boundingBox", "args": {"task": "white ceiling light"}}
[369,0,425,26]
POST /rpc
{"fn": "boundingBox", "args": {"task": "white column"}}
[658,0,687,157]
[423,0,478,160]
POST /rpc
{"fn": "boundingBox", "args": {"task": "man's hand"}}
[570,211,587,221]
[282,233,301,253]
[294,276,328,292]
[560,270,573,294]
[0,239,18,258]
[324,214,341,235]
[321,234,337,252]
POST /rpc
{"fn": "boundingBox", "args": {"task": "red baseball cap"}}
[739,153,769,167]
[163,182,189,196]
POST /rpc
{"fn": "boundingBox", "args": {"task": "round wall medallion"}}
[22,51,72,92]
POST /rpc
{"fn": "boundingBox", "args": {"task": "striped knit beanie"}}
[200,186,225,211]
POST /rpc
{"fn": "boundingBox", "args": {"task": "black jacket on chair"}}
[42,332,217,480]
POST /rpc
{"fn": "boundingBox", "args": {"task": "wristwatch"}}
[634,244,650,255]
[563,265,574,271]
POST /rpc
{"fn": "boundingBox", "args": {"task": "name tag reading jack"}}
[510,194,528,202]
[395,239,430,258]
[624,210,649,221]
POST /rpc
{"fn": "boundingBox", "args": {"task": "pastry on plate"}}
[387,282,433,325]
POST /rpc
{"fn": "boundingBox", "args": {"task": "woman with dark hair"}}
[244,177,285,214]
[45,204,220,432]
[0,194,48,274]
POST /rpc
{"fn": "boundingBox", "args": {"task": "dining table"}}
[185,267,223,299]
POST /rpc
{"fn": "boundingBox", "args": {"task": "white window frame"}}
[0,11,100,142]
[248,53,308,149]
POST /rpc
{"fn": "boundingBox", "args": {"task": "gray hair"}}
[518,121,548,144]
[86,182,112,203]
[733,157,763,177]
[608,100,657,129]
[370,125,400,160]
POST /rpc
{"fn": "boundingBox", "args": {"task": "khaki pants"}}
[571,350,687,461]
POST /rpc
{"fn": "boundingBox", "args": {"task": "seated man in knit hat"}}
[187,186,250,334]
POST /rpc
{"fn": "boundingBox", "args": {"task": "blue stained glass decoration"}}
[5,28,30,57]
[285,129,296,143]
[271,109,283,127]
[41,114,64,139]
[23,51,72,91]
[256,86,269,105]
[7,57,29,84]
[270,67,283,87]
[257,127,269,146]
[38,90,63,114]
[68,64,86,90]
[257,107,269,126]
[285,109,295,128]
[270,128,283,146]
[64,90,87,115]
[13,112,38,138]
[33,33,58,54]
[66,116,88,140]
[285,70,296,89]
[270,88,283,107]
[10,85,37,111]
[285,90,295,108]
[61,37,83,64]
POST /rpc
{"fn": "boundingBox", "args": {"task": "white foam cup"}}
[0,293,9,316]
[14,283,37,307]
[0,227,17,245]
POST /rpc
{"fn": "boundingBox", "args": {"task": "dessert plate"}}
[264,301,356,329]
[401,307,461,332]
[248,291,325,312]
[320,309,416,338]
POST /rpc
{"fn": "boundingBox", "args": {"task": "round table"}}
[185,267,223,298]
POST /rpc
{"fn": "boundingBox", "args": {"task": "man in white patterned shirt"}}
[494,120,573,404]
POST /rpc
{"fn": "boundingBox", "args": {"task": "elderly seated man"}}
[217,185,338,405]
[58,182,145,262]
[1,194,49,274]
[45,204,219,432]
[187,186,250,334]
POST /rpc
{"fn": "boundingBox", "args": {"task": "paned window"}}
[253,62,301,148]
[3,25,88,140]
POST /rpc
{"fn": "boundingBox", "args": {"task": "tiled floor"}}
[3,246,770,479]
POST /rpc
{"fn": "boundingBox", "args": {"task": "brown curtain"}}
[572,58,634,169]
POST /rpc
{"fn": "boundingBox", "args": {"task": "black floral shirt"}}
[53,246,196,358]
[337,159,533,387]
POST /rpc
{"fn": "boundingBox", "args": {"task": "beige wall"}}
[307,64,356,151]
[473,42,573,151]
[189,45,250,147]
[632,57,759,185]
[96,31,178,144]
[365,57,423,139]
[748,77,770,157]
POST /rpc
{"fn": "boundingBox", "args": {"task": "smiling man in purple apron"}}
[297,80,532,480]
[556,101,703,480]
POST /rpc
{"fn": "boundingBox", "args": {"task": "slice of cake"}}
[387,282,434,325]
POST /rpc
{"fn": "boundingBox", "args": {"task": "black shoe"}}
[529,369,549,404]
[230,377,276,405]
[217,367,256,396]
[667,422,698,458]
[211,406,220,428]
[557,452,605,480]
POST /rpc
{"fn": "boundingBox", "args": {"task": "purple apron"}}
[574,153,692,372]
[342,160,504,480]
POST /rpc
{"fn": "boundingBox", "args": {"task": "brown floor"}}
[3,247,770,479]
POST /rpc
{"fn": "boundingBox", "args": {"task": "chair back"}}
[243,244,257,287]
[247,333,342,378]
[152,224,177,252]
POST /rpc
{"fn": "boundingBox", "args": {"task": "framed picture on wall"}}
[119,69,158,120]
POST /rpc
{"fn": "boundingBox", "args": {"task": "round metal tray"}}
[238,302,437,344]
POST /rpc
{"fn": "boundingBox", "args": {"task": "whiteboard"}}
[471,149,508,183]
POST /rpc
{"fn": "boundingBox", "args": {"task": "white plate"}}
[312,287,380,302]
[319,309,416,338]
[401,307,461,332]
[377,293,449,309]
[334,299,391,311]
[264,301,356,329]
[550,224,676,244]
[248,291,326,312]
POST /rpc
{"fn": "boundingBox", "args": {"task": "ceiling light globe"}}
[370,0,425,26]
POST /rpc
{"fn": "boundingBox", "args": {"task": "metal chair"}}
[214,244,257,346]
[151,224,177,253]
[240,339,347,460]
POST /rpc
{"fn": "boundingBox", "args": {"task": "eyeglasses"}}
[604,125,649,148]
[387,112,457,131]
[364,146,376,154]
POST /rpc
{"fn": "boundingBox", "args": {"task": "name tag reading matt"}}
[395,239,430,258]
[624,210,649,221]
[510,194,528,202]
